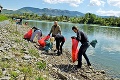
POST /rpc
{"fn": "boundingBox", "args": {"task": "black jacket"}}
[55,34,65,42]
[76,30,89,44]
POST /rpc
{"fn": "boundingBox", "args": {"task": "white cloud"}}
[89,0,105,6]
[70,3,79,7]
[97,8,120,17]
[107,0,120,7]
[43,0,83,7]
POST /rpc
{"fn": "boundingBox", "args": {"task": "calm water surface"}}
[23,20,120,78]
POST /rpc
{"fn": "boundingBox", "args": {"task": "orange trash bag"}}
[38,35,50,47]
[24,29,32,40]
[42,35,50,41]
[71,38,79,63]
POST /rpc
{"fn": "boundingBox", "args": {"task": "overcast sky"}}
[0,0,120,17]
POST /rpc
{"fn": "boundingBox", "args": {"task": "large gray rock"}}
[2,56,10,61]
[22,55,32,60]
[0,76,11,80]
[0,46,4,52]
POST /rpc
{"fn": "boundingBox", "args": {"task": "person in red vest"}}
[71,26,91,68]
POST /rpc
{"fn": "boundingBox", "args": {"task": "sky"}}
[0,0,120,17]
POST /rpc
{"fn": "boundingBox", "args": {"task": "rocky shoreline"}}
[0,20,114,80]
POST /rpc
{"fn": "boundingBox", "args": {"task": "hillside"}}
[2,7,84,17]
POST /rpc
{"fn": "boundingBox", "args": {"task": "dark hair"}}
[32,27,39,32]
[72,26,78,30]
[32,26,38,29]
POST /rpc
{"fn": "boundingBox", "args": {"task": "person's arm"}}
[76,31,81,41]
[49,26,53,35]
[58,25,61,35]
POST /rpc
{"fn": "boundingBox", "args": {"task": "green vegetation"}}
[1,7,120,27]
[28,49,39,58]
[14,38,21,43]
[0,61,10,68]
[36,61,46,70]
[36,76,44,80]
[0,14,8,21]
[9,13,120,27]
[11,47,16,52]
[0,70,2,77]
[19,66,33,80]
[10,71,19,80]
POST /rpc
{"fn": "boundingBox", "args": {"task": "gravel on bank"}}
[0,20,114,80]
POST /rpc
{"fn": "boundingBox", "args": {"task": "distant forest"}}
[7,13,120,27]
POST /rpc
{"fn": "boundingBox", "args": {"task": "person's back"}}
[55,34,65,55]
[30,27,42,42]
[76,30,89,44]
[44,40,53,52]
[55,34,65,42]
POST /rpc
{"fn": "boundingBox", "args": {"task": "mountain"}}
[2,9,22,14]
[2,7,84,17]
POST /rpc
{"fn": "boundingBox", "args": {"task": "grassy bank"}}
[0,14,8,21]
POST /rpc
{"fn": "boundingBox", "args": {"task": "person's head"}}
[50,37,54,43]
[25,22,28,25]
[32,26,38,30]
[54,21,58,26]
[72,26,78,33]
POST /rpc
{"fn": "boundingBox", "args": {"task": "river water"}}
[23,20,120,78]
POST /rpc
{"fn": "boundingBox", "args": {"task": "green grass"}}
[0,70,2,77]
[19,66,33,76]
[13,31,21,36]
[0,14,8,21]
[0,61,10,68]
[10,71,19,80]
[14,38,21,43]
[11,47,16,52]
[36,76,44,80]
[24,42,28,47]
[36,61,46,70]
[28,49,39,58]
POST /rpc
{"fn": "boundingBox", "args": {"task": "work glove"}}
[48,34,50,36]
[71,36,76,39]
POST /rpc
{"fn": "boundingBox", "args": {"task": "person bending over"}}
[71,26,91,68]
[55,34,65,56]
[30,27,42,42]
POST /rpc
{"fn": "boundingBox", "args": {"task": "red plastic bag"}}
[38,39,46,47]
[72,38,79,63]
[38,35,50,47]
[42,35,50,41]
[24,29,32,39]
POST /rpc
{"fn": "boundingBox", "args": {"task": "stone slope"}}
[0,20,113,80]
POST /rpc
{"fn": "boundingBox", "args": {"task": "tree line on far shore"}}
[2,13,120,27]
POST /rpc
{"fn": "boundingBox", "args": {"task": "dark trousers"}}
[56,40,65,54]
[78,42,91,67]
